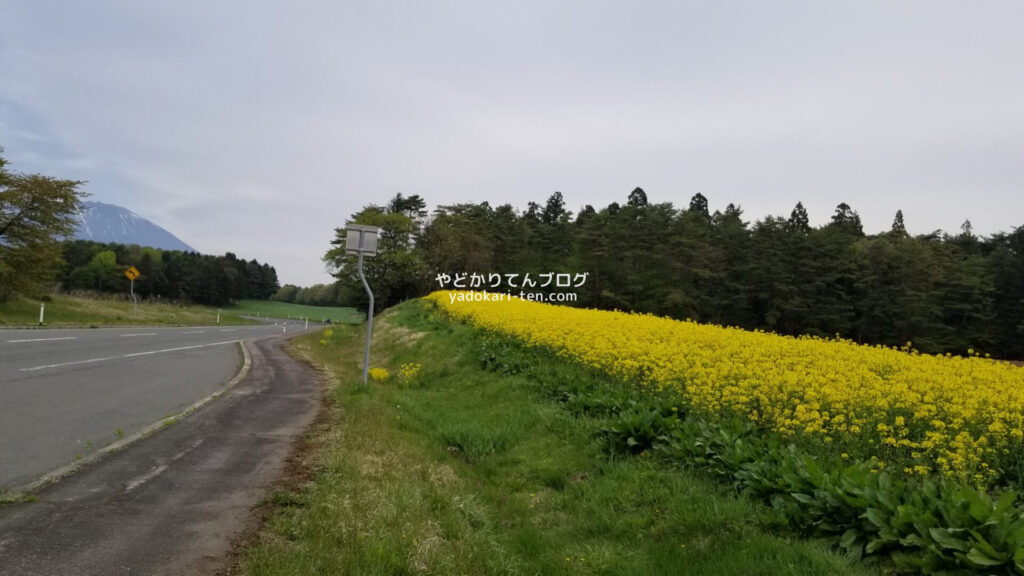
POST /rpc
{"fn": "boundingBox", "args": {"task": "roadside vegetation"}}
[0,294,255,326]
[243,300,877,576]
[234,299,363,324]
[0,294,364,327]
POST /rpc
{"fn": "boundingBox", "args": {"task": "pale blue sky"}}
[1,1,1022,285]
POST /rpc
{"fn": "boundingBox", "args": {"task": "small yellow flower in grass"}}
[397,362,422,386]
[368,367,390,382]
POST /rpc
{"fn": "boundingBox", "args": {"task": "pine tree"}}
[688,193,710,218]
[890,210,907,236]
[541,192,569,225]
[787,202,811,234]
[627,187,648,207]
[829,203,864,236]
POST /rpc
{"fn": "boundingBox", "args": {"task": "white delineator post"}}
[39,302,45,325]
[345,223,380,384]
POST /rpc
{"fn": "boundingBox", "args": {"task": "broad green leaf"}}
[928,527,970,552]
[839,528,859,550]
[966,547,1006,567]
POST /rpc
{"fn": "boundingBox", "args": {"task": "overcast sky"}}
[1,1,1022,286]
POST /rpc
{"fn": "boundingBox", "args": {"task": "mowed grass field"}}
[0,295,255,326]
[234,300,363,324]
[242,300,875,576]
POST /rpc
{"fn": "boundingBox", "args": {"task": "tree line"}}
[2,146,279,306]
[327,191,1024,360]
[58,240,280,306]
[270,282,345,307]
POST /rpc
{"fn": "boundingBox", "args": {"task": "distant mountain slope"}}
[74,201,196,252]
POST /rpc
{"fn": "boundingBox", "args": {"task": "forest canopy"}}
[326,190,1024,360]
[56,240,280,306]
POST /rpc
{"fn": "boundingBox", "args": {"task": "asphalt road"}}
[0,331,321,575]
[0,322,305,491]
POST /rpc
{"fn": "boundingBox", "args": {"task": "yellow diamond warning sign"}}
[125,266,140,281]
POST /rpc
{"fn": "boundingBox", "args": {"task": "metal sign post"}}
[357,250,374,383]
[125,267,140,317]
[346,224,380,383]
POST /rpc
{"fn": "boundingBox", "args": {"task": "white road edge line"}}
[19,356,119,371]
[120,333,158,337]
[19,340,242,372]
[181,330,206,334]
[123,340,240,358]
[6,337,78,343]
[8,341,252,497]
[123,438,204,493]
[123,464,168,493]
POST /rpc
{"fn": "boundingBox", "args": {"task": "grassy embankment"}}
[234,300,364,324]
[0,296,363,327]
[242,299,875,576]
[0,295,255,326]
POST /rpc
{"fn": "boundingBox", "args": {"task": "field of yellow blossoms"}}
[428,291,1024,485]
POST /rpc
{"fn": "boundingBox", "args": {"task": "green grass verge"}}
[242,300,876,576]
[0,294,255,326]
[234,300,363,324]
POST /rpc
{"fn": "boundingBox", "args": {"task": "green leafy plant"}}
[478,326,1024,575]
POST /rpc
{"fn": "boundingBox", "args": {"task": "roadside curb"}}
[2,341,253,499]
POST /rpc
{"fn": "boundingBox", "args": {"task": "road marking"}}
[6,344,250,499]
[19,340,241,372]
[123,464,168,493]
[20,356,120,371]
[121,333,158,337]
[123,340,241,358]
[219,329,236,332]
[181,330,206,334]
[6,337,78,343]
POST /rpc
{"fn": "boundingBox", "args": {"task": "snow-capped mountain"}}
[74,201,196,252]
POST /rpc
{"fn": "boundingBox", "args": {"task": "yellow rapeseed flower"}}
[429,291,1024,484]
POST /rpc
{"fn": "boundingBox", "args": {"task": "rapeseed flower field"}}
[428,291,1024,485]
